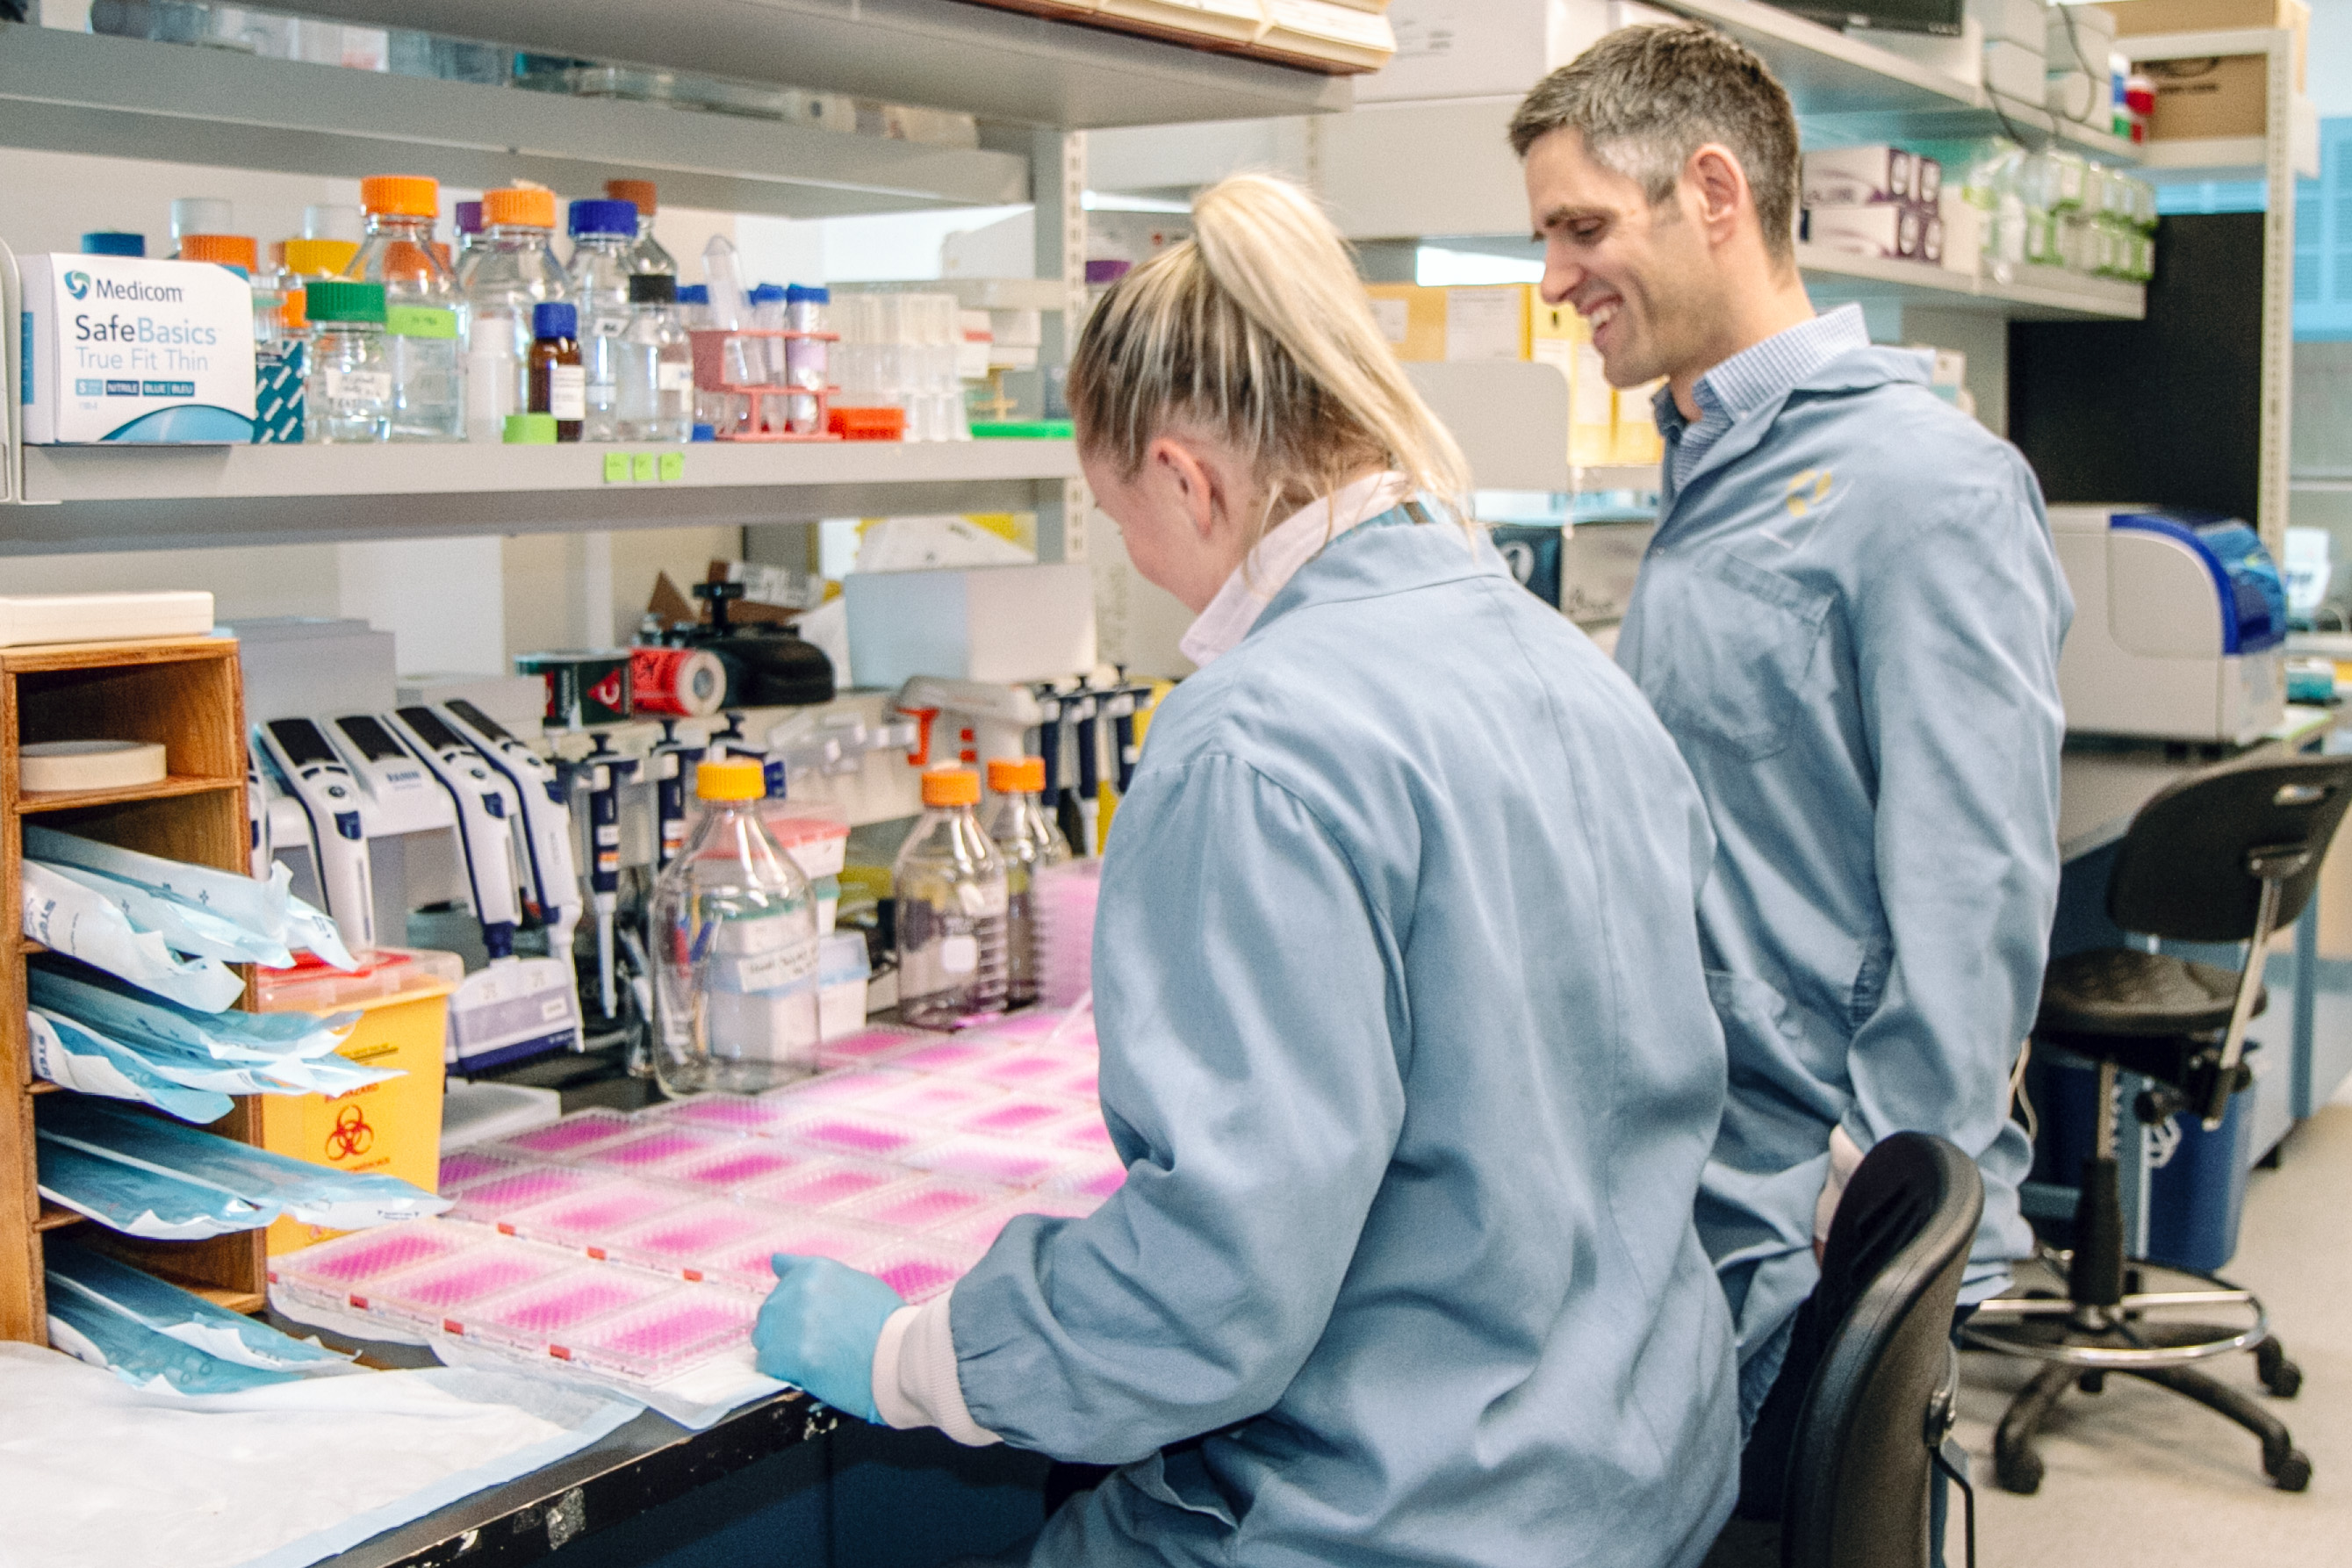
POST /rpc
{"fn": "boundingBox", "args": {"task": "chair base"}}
[1969,1255,2309,1495]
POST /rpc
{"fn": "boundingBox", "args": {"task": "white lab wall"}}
[337,538,507,674]
[501,527,745,655]
[0,544,343,620]
[2311,0,2352,117]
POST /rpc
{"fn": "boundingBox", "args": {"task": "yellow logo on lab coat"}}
[1786,469,1834,516]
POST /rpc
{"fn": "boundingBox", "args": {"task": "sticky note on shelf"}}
[658,453,685,481]
[602,453,629,483]
[631,453,656,482]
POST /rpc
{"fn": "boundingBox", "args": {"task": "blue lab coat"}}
[1615,347,2069,1379]
[948,511,1738,1568]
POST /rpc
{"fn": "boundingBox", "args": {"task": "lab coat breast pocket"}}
[1646,552,1832,762]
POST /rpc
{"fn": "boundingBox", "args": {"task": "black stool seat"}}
[2037,947,2264,1038]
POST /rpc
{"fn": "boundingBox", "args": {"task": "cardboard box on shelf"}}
[2143,53,2268,138]
[2104,0,2307,90]
[254,951,460,1255]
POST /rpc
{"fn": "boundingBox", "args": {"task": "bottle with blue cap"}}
[528,301,584,443]
[568,198,639,442]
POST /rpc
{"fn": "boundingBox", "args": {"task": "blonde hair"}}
[1068,173,1472,545]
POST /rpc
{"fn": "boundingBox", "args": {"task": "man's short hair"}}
[1508,24,1801,263]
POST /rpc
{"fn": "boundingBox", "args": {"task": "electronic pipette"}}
[252,717,376,955]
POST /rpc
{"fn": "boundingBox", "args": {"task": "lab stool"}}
[1967,755,2352,1496]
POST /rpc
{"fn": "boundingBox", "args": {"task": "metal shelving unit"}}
[1795,243,2147,321]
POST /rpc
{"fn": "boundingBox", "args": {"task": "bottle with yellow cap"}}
[348,174,464,442]
[984,756,1070,1009]
[648,755,821,1095]
[894,767,1010,1027]
[462,186,572,443]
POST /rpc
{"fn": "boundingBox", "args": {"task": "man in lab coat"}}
[1511,23,2071,1511]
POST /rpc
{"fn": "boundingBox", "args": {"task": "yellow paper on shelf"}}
[1533,301,1612,467]
[1364,284,1447,362]
[1097,0,1268,43]
[1612,378,1667,466]
[1442,285,1530,362]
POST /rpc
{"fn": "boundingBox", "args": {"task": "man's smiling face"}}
[1523,127,1715,390]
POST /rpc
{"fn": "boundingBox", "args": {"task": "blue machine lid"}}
[2111,512,2287,655]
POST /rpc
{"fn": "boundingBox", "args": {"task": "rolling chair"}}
[1707,1133,1985,1568]
[1965,754,2352,1496]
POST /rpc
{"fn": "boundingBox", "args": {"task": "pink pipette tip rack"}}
[776,1110,936,1161]
[503,1183,692,1254]
[840,1176,1010,1234]
[439,1149,532,1190]
[744,1158,912,1212]
[607,1202,792,1281]
[854,1075,1007,1125]
[577,1127,732,1176]
[760,1068,911,1111]
[665,1143,812,1195]
[270,1225,471,1313]
[1046,1152,1129,1201]
[490,1108,642,1161]
[372,1246,579,1334]
[953,1095,1074,1139]
[643,1094,803,1138]
[907,1134,1069,1189]
[885,1038,999,1075]
[560,1289,759,1382]
[814,1025,937,1069]
[468,1269,673,1354]
[861,1242,979,1305]
[446,1166,608,1226]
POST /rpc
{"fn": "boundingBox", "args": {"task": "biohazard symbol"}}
[1785,469,1835,517]
[325,1103,375,1162]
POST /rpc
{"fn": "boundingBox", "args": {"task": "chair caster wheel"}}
[2269,1449,2312,1492]
[2256,1341,2302,1399]
[2077,1371,2106,1395]
[1996,1445,2045,1496]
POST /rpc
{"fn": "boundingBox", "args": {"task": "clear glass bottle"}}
[984,757,1070,1010]
[616,273,694,442]
[463,187,570,443]
[651,757,820,1095]
[451,199,484,270]
[567,198,639,442]
[347,175,464,442]
[895,768,1010,1027]
[301,280,391,442]
[605,179,678,277]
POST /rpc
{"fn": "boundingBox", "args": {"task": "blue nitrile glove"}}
[753,1254,904,1422]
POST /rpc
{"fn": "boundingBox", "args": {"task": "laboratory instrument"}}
[435,699,585,958]
[893,768,1009,1028]
[252,716,377,955]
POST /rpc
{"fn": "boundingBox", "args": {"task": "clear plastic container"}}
[575,1126,732,1176]
[882,1036,997,1076]
[1046,1151,1129,1203]
[603,179,678,277]
[860,1242,978,1305]
[300,279,391,442]
[760,1067,911,1110]
[645,1093,805,1138]
[841,1176,1008,1234]
[893,768,1011,1027]
[373,1245,578,1333]
[855,1075,1007,1126]
[954,1095,1075,1140]
[563,1288,759,1382]
[469,1268,672,1355]
[439,1147,532,1190]
[445,1165,608,1226]
[701,1226,826,1291]
[776,1110,935,1162]
[816,1025,938,1070]
[348,176,464,442]
[744,1158,912,1213]
[608,1201,788,1280]
[906,1134,1067,1190]
[984,758,1071,1011]
[500,1181,690,1253]
[758,1214,891,1266]
[615,273,694,442]
[462,186,570,442]
[651,758,821,1096]
[963,1047,1081,1091]
[567,198,639,442]
[270,1223,469,1309]
[490,1107,641,1161]
[1049,1112,1117,1153]
[663,1141,812,1196]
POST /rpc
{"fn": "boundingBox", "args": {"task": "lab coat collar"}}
[1663,343,1936,514]
[1178,471,1413,668]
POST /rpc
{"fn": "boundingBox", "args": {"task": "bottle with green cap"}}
[649,755,820,1095]
[302,281,391,442]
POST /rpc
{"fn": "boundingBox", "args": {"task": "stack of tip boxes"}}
[272,1011,1118,1390]
[1363,282,1664,470]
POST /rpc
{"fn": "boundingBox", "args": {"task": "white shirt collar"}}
[1177,471,1413,669]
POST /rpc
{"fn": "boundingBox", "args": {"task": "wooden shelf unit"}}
[1,636,262,1345]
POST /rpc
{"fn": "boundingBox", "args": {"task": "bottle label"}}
[657,362,694,392]
[940,934,979,975]
[724,937,818,994]
[955,882,1009,919]
[385,305,458,340]
[324,369,391,401]
[549,363,586,420]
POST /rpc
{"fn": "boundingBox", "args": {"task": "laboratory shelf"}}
[1795,244,2147,321]
[32,1202,84,1233]
[14,774,244,816]
[235,0,1354,130]
[5,439,1082,553]
[0,24,1031,221]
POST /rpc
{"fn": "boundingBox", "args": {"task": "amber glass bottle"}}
[528,300,585,442]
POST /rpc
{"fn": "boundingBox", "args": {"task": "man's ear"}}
[1686,143,1751,248]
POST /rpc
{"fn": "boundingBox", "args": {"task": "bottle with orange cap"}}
[649,755,822,1094]
[348,175,464,442]
[894,767,1011,1027]
[984,757,1071,1009]
[183,233,304,445]
[604,179,678,278]
[462,185,572,443]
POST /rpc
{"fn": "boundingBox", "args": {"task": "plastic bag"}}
[36,1135,273,1240]
[42,1097,449,1231]
[27,1010,234,1125]
[47,1285,309,1397]
[31,966,358,1064]
[24,823,358,970]
[29,1003,399,1104]
[32,858,296,967]
[20,863,246,1012]
[45,1240,356,1375]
